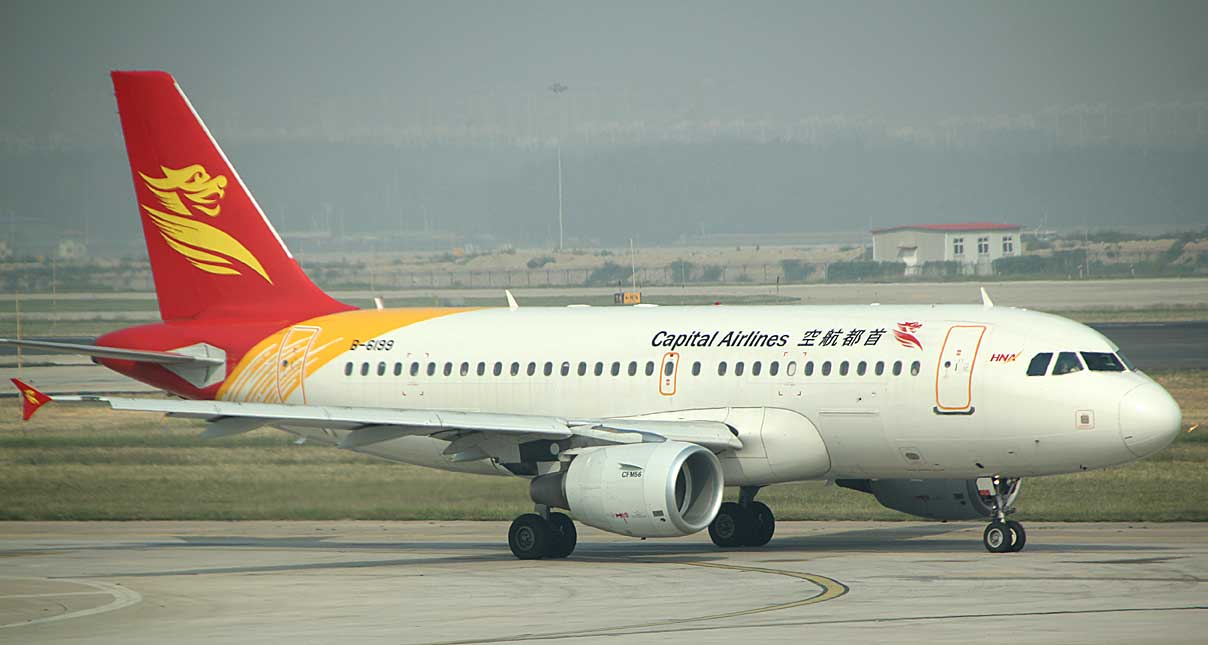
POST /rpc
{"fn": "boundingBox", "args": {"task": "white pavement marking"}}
[0,576,142,630]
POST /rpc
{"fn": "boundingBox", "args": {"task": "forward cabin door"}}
[276,325,321,403]
[934,325,986,413]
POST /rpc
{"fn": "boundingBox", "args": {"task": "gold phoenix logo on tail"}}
[139,164,272,283]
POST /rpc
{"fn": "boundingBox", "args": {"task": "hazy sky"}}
[3,0,1207,143]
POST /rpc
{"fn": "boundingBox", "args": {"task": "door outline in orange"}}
[275,325,321,403]
[659,351,680,396]
[934,324,986,411]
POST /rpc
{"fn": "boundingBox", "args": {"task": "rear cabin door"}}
[659,352,680,396]
[934,325,986,413]
[276,325,320,403]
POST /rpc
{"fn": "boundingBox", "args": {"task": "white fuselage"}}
[227,304,1179,484]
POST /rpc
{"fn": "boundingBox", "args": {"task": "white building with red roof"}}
[871,222,1022,275]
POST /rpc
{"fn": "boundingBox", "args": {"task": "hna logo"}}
[139,164,272,284]
[990,353,1019,363]
[893,321,923,350]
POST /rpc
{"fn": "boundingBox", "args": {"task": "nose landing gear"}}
[983,476,1026,553]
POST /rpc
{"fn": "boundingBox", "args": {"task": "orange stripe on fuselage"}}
[217,308,476,402]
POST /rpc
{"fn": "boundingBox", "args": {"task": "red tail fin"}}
[11,378,51,421]
[111,71,350,322]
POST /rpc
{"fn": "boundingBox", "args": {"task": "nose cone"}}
[1119,383,1182,458]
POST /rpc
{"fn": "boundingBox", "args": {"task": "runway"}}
[0,521,1204,644]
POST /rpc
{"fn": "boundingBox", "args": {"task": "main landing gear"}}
[709,486,776,548]
[508,506,578,560]
[983,475,1026,553]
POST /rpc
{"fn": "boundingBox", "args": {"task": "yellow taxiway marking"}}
[418,558,848,645]
[0,577,143,630]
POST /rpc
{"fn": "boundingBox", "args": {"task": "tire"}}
[709,502,754,548]
[508,513,552,560]
[546,512,578,559]
[745,501,776,547]
[983,520,1012,554]
[1006,520,1027,552]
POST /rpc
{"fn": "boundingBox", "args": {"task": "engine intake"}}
[531,441,724,538]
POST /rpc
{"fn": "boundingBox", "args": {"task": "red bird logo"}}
[893,322,923,350]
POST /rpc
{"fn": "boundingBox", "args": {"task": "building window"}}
[1002,236,1015,255]
[977,237,990,255]
[953,237,964,255]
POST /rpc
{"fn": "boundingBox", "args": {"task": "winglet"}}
[505,290,519,311]
[980,287,994,308]
[11,378,52,421]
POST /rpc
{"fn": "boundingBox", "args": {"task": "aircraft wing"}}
[9,382,743,454]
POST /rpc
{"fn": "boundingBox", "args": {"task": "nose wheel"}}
[983,476,1026,553]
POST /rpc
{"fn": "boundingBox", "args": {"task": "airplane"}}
[4,71,1183,559]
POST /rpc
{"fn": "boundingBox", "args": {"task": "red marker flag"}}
[11,378,51,421]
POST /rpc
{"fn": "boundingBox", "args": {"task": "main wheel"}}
[1006,520,1027,552]
[508,513,552,560]
[983,520,1012,553]
[709,502,754,548]
[546,512,578,559]
[744,501,776,547]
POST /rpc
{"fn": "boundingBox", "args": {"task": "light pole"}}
[550,83,567,250]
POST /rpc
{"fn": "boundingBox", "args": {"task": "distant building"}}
[871,222,1021,275]
[56,239,88,260]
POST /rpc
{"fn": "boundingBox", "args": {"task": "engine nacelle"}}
[531,441,724,538]
[836,478,1021,520]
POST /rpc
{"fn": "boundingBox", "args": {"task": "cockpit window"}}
[1026,352,1052,376]
[1052,351,1084,375]
[1118,353,1137,371]
[1081,352,1125,372]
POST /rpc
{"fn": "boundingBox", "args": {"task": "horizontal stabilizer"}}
[0,338,224,365]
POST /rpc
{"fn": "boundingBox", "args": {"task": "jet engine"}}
[530,441,724,538]
[836,478,1021,520]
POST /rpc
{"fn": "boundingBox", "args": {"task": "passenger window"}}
[786,361,797,376]
[561,361,570,376]
[427,362,436,376]
[804,361,814,376]
[344,362,353,376]
[628,361,638,376]
[910,360,921,376]
[874,361,884,376]
[443,362,453,376]
[493,362,502,376]
[1081,352,1125,372]
[1026,353,1052,376]
[611,361,620,376]
[410,362,420,377]
[360,362,369,376]
[735,362,745,376]
[460,362,469,376]
[511,362,521,376]
[594,362,604,376]
[692,361,701,376]
[477,361,486,376]
[544,361,553,376]
[578,362,587,376]
[752,361,762,376]
[527,362,537,376]
[892,360,902,376]
[718,361,728,376]
[839,361,849,376]
[856,361,866,376]
[769,361,779,376]
[395,362,403,376]
[645,361,655,376]
[821,361,831,376]
[1052,352,1083,375]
